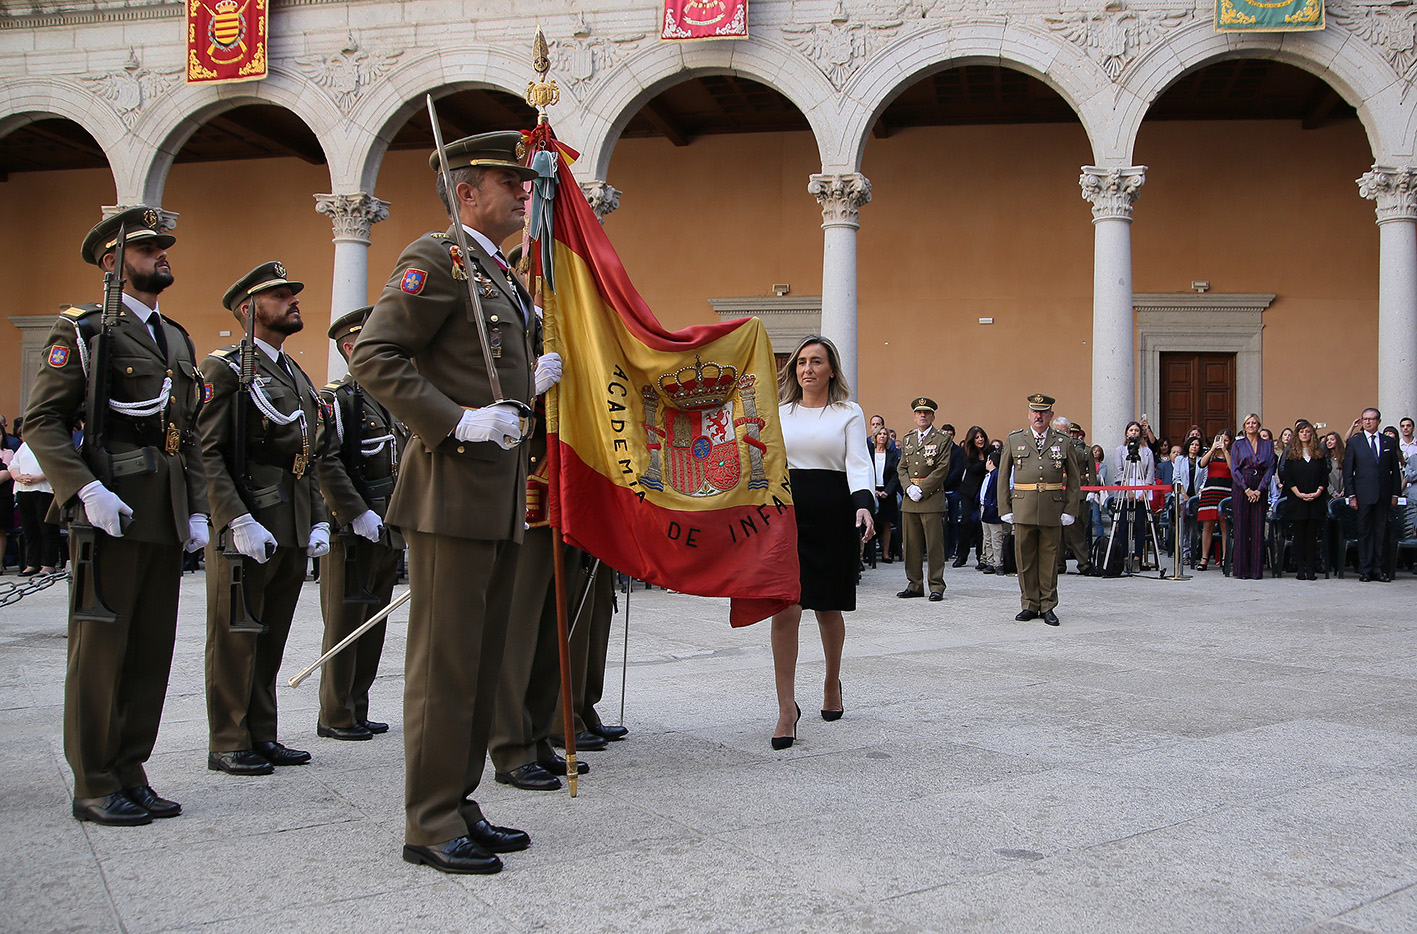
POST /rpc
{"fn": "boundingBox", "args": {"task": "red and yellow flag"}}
[661,0,748,39]
[540,153,796,627]
[186,0,268,85]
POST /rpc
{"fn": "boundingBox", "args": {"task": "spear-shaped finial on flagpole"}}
[526,27,558,125]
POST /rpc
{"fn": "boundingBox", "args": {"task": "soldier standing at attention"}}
[896,397,952,601]
[1053,415,1095,576]
[315,306,406,741]
[200,262,330,775]
[25,207,210,825]
[350,131,561,874]
[997,394,1082,626]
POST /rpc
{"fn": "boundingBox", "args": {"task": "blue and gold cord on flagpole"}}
[523,27,578,798]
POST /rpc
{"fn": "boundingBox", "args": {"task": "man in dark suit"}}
[1342,407,1403,582]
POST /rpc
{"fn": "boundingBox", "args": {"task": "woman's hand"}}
[856,508,875,542]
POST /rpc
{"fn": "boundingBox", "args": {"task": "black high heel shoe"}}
[771,704,801,750]
[821,680,843,722]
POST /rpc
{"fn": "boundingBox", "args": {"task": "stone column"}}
[1080,165,1145,450]
[1358,166,1417,421]
[580,180,622,224]
[808,172,871,396]
[315,192,390,379]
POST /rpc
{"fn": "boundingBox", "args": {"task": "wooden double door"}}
[1160,352,1236,446]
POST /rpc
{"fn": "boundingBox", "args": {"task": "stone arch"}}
[1117,21,1402,163]
[836,22,1115,171]
[344,46,545,196]
[0,78,130,194]
[572,39,841,182]
[127,67,346,206]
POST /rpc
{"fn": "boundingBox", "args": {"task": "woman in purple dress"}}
[1231,413,1276,579]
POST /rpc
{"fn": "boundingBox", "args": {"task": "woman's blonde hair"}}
[778,335,850,405]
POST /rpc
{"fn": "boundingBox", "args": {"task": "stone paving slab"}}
[1,559,1415,933]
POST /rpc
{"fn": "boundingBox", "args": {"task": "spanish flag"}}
[539,150,798,627]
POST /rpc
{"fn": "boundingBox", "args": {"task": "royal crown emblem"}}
[656,357,738,411]
[638,363,767,498]
[207,0,250,62]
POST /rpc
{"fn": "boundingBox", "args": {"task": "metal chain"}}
[0,570,70,608]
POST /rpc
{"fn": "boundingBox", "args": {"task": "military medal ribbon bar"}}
[186,0,269,85]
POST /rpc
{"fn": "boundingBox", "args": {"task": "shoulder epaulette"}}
[323,381,343,392]
[61,303,101,319]
[210,346,239,359]
[429,231,450,240]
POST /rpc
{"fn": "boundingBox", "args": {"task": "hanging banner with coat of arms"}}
[186,0,269,84]
[661,0,748,40]
[1216,0,1324,32]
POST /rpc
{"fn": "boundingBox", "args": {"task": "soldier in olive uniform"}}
[315,306,406,741]
[25,207,210,825]
[350,132,562,875]
[997,393,1082,626]
[199,262,330,775]
[1053,416,1094,576]
[896,397,953,601]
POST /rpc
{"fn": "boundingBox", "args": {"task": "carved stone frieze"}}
[1044,3,1190,82]
[1328,1,1417,86]
[549,18,645,92]
[1357,166,1417,222]
[809,173,872,228]
[292,37,403,115]
[1079,166,1146,221]
[782,2,903,90]
[81,49,182,129]
[314,192,391,244]
[580,180,622,223]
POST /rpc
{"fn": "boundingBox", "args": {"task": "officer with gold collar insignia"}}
[997,393,1082,626]
[199,261,329,776]
[25,206,209,827]
[896,397,953,601]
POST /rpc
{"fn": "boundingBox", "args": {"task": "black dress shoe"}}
[123,785,181,818]
[360,719,389,734]
[1042,610,1060,626]
[73,792,151,826]
[897,588,924,598]
[1380,573,1393,583]
[1359,573,1372,582]
[1015,609,1039,621]
[538,754,590,775]
[494,763,561,791]
[929,592,944,602]
[208,750,275,775]
[468,818,531,853]
[555,730,608,751]
[981,565,996,574]
[318,723,373,741]
[254,741,311,766]
[402,836,502,874]
[952,558,967,568]
[588,723,629,741]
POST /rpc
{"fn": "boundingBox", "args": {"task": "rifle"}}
[70,225,132,624]
[337,381,381,605]
[221,288,272,633]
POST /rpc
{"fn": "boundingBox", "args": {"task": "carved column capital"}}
[314,192,390,244]
[580,180,621,223]
[809,173,872,229]
[101,204,179,232]
[1079,166,1146,222]
[1357,166,1417,224]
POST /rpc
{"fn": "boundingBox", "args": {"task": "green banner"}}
[1216,0,1324,32]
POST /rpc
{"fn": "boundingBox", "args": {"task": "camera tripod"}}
[1102,453,1163,576]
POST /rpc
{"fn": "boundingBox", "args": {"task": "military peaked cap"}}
[429,130,538,182]
[1027,393,1056,411]
[222,261,305,311]
[328,305,372,342]
[911,397,937,413]
[80,206,175,266]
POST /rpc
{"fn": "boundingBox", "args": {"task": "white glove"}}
[78,480,133,537]
[907,484,923,502]
[307,522,331,558]
[1001,513,1014,524]
[1061,514,1075,526]
[533,352,562,396]
[229,513,277,564]
[350,509,383,542]
[454,403,523,450]
[184,514,210,553]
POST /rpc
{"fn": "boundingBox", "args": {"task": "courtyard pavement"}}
[2,556,1416,933]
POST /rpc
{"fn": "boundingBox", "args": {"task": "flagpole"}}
[525,27,579,797]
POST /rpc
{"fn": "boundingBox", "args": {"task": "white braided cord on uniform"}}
[69,320,171,418]
[327,391,345,443]
[217,353,304,427]
[361,433,394,456]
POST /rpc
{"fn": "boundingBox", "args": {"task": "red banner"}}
[661,0,748,40]
[186,0,268,85]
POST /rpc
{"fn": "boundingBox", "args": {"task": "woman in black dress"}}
[1281,419,1328,579]
[869,427,900,563]
[953,426,990,568]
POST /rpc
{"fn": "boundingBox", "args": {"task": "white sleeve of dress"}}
[841,404,874,495]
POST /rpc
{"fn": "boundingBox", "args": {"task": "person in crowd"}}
[0,416,17,572]
[866,414,899,453]
[770,336,874,749]
[1196,431,1233,570]
[953,426,989,568]
[1281,419,1327,580]
[1138,416,1160,458]
[1055,416,1093,575]
[1174,436,1205,499]
[1111,420,1156,564]
[10,436,62,575]
[1089,443,1109,542]
[1323,431,1347,501]
[1156,443,1176,486]
[1343,408,1403,582]
[1231,413,1276,579]
[869,427,900,565]
[896,398,952,601]
[979,450,1004,573]
[1269,426,1294,510]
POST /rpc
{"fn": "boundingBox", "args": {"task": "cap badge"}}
[143,208,159,229]
[273,261,287,279]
